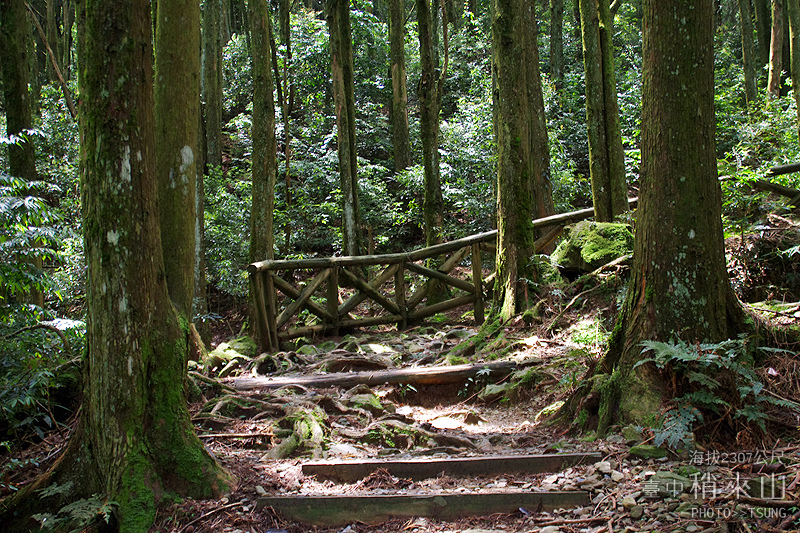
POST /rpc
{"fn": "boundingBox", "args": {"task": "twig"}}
[189,371,237,393]
[4,323,70,354]
[546,284,602,331]
[178,501,243,533]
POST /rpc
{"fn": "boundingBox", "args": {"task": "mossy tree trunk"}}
[0,0,229,529]
[389,0,412,171]
[568,0,748,432]
[249,0,277,264]
[491,0,540,321]
[755,0,772,72]
[740,0,760,106]
[279,0,294,251]
[328,0,362,256]
[768,0,784,96]
[0,0,44,307]
[417,0,444,249]
[579,0,627,222]
[203,0,223,168]
[550,0,565,91]
[155,0,201,319]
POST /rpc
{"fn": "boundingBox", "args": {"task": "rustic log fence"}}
[248,200,638,352]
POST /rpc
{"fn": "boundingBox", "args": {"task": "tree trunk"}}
[417,0,444,249]
[249,0,277,264]
[1,0,229,530]
[550,0,564,90]
[492,0,539,320]
[740,0,760,105]
[570,0,748,432]
[279,0,293,251]
[768,0,784,96]
[62,0,73,80]
[155,0,201,319]
[46,0,59,81]
[468,0,478,16]
[755,0,772,79]
[327,0,362,256]
[389,0,412,171]
[787,0,800,139]
[203,0,224,168]
[0,0,44,308]
[579,0,627,222]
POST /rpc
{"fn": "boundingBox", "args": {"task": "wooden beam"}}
[472,243,484,324]
[405,261,475,293]
[302,453,603,482]
[753,179,800,206]
[338,263,400,316]
[276,269,331,328]
[256,491,592,526]
[339,267,401,316]
[228,360,520,390]
[272,274,332,322]
[407,295,474,321]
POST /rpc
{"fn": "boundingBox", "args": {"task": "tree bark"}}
[155,0,201,319]
[327,0,362,256]
[389,0,412,171]
[550,0,565,90]
[249,0,277,264]
[492,0,539,320]
[579,0,627,222]
[279,0,294,251]
[754,0,772,84]
[1,0,229,530]
[787,0,800,140]
[203,0,224,168]
[768,0,784,96]
[574,0,748,431]
[740,0,760,105]
[417,0,444,249]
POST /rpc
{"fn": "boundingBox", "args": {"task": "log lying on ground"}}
[256,491,591,526]
[754,177,800,207]
[228,360,526,391]
[302,452,602,482]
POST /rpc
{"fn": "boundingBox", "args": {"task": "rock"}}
[540,527,561,533]
[594,461,613,474]
[606,434,626,444]
[676,501,697,512]
[646,471,693,498]
[296,344,317,356]
[478,383,514,403]
[629,444,668,460]
[622,425,642,443]
[611,470,625,482]
[327,443,361,457]
[747,476,784,499]
[622,496,637,509]
[255,485,268,496]
[629,505,645,519]
[552,221,634,273]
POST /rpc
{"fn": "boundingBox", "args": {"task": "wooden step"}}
[256,490,591,526]
[302,452,602,482]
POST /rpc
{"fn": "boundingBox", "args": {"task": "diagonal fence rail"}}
[247,200,637,352]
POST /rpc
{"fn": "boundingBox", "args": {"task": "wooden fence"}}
[247,201,638,352]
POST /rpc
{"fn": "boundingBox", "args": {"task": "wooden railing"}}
[247,200,638,352]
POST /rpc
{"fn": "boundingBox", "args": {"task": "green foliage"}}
[636,338,799,448]
[33,482,116,533]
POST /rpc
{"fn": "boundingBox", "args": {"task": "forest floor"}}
[3,215,800,533]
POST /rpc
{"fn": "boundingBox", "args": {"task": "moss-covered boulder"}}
[552,221,634,273]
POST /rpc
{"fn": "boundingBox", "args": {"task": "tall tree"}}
[328,0,362,256]
[155,0,201,319]
[787,0,800,138]
[389,0,412,171]
[492,0,548,319]
[550,0,565,90]
[1,0,44,307]
[567,0,747,431]
[579,0,627,221]
[755,0,772,69]
[768,0,784,96]
[740,0,760,105]
[417,0,444,248]
[203,0,224,168]
[249,0,277,263]
[1,0,229,529]
[279,0,294,250]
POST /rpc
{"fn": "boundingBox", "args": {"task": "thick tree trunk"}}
[740,0,760,105]
[62,0,73,80]
[573,0,748,432]
[755,0,772,81]
[550,0,564,90]
[279,0,293,251]
[417,0,444,249]
[768,0,784,96]
[328,0,362,256]
[492,0,539,320]
[1,0,229,530]
[46,0,59,81]
[579,0,627,222]
[249,0,277,264]
[203,0,224,168]
[787,0,800,140]
[389,0,412,171]
[155,0,201,319]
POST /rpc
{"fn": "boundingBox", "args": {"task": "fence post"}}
[395,261,407,330]
[250,272,272,352]
[265,271,279,350]
[327,266,340,337]
[472,243,484,324]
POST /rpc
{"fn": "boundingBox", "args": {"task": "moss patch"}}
[552,221,634,273]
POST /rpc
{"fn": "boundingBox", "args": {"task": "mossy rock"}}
[346,393,385,415]
[530,254,564,286]
[629,444,668,459]
[227,336,257,357]
[206,341,253,372]
[645,471,692,498]
[478,382,514,403]
[552,221,634,273]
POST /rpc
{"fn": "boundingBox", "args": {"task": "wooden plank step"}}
[302,452,602,482]
[228,360,522,391]
[256,490,591,526]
